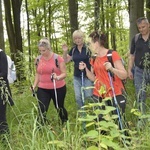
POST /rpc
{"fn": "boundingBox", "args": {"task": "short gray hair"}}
[136,17,149,24]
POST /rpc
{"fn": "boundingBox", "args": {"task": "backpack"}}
[0,49,17,83]
[35,53,59,68]
[107,50,126,87]
[7,55,17,84]
[134,33,140,44]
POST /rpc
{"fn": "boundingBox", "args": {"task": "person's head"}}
[88,31,107,52]
[38,38,51,55]
[136,17,150,35]
[72,30,84,46]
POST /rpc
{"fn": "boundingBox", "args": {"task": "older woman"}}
[62,30,93,109]
[33,38,68,125]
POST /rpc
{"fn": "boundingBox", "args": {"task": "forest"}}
[0,0,150,149]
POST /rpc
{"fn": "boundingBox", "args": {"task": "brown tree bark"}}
[68,0,78,37]
[0,0,5,50]
[3,0,16,57]
[146,0,150,21]
[128,0,144,46]
[4,0,24,81]
[94,0,100,31]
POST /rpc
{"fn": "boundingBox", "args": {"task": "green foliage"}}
[77,98,130,149]
[0,74,150,149]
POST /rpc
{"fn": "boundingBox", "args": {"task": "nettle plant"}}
[77,85,131,150]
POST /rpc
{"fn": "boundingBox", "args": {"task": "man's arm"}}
[128,54,135,80]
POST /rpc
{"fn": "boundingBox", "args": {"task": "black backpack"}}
[107,50,126,87]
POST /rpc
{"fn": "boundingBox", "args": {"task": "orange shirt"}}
[91,51,124,98]
[37,54,65,89]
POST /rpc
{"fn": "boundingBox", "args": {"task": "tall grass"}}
[0,77,150,150]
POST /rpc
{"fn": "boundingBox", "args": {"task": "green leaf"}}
[83,130,99,138]
[87,146,99,150]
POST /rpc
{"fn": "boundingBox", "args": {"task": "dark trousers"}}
[37,85,68,124]
[0,99,9,134]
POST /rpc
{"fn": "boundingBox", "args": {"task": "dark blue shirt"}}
[68,44,91,77]
[130,34,150,69]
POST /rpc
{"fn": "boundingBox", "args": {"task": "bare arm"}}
[85,67,95,81]
[79,62,95,81]
[62,44,72,63]
[33,72,39,90]
[52,61,67,80]
[104,60,127,80]
[127,54,135,79]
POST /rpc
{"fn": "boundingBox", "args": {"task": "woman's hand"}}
[62,44,68,52]
[51,73,60,81]
[103,62,113,72]
[79,61,86,71]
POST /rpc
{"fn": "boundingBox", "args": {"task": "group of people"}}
[0,16,150,139]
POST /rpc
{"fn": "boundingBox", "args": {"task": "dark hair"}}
[89,31,107,46]
[136,17,149,24]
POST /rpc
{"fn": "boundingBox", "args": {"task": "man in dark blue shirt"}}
[128,17,150,115]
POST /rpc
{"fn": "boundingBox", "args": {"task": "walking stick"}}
[107,71,129,147]
[52,77,59,109]
[107,71,123,130]
[51,71,61,126]
[81,70,86,132]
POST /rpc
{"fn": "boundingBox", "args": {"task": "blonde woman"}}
[33,38,68,125]
[62,30,93,109]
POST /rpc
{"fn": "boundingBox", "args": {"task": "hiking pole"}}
[107,71,123,130]
[51,74,59,109]
[30,85,36,97]
[107,71,129,147]
[81,70,86,132]
[51,72,61,126]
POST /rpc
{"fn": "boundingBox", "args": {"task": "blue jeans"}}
[73,76,93,109]
[134,66,150,113]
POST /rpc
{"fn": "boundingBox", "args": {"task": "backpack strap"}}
[71,47,76,61]
[35,55,42,67]
[134,33,140,44]
[107,49,114,67]
[53,53,59,68]
[35,54,59,68]
[107,50,115,79]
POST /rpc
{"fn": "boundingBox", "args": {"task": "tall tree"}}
[0,0,5,50]
[128,0,144,46]
[94,0,100,30]
[68,0,78,38]
[4,0,23,81]
[146,0,150,21]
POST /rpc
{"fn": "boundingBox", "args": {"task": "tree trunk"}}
[146,0,150,21]
[68,0,78,37]
[129,0,144,47]
[100,0,105,31]
[0,0,5,50]
[3,0,16,56]
[25,0,32,74]
[4,0,24,81]
[94,0,100,31]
